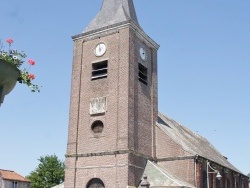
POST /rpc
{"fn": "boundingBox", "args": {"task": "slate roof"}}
[84,0,140,33]
[157,112,242,174]
[143,160,195,188]
[0,169,30,182]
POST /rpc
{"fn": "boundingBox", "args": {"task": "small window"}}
[91,120,104,135]
[138,63,147,85]
[12,182,18,188]
[92,60,108,80]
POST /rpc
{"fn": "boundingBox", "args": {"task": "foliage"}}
[26,155,65,188]
[0,38,40,92]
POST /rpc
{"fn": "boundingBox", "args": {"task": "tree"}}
[248,173,250,182]
[26,155,65,188]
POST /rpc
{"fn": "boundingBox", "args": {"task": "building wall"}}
[156,126,192,158]
[1,180,29,188]
[196,158,249,188]
[155,116,196,186]
[155,120,250,188]
[157,159,195,186]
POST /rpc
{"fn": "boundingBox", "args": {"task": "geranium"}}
[0,38,40,92]
[6,38,14,44]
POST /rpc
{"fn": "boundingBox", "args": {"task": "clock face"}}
[95,43,106,56]
[140,47,147,61]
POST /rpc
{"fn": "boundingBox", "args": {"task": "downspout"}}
[207,160,209,188]
[194,155,198,187]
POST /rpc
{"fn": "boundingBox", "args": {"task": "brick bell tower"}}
[65,0,159,187]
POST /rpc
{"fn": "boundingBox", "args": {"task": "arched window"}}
[241,181,245,188]
[227,179,231,188]
[216,179,220,188]
[86,178,105,188]
[202,170,207,188]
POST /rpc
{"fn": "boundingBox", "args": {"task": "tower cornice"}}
[73,21,160,50]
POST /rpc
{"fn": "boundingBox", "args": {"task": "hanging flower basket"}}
[0,37,40,106]
[0,59,20,105]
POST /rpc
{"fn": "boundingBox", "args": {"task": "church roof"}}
[84,0,140,33]
[157,112,242,174]
[0,169,30,182]
[143,160,195,188]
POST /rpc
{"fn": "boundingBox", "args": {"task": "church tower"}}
[65,0,159,187]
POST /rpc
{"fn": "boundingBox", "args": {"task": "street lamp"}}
[207,160,222,188]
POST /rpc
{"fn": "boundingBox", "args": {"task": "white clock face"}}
[95,43,106,56]
[140,47,147,61]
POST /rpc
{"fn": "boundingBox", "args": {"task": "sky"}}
[0,0,249,177]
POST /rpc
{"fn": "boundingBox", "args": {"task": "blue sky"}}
[0,0,249,176]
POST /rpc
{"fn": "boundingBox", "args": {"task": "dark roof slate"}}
[84,0,140,33]
[157,112,242,174]
[143,161,195,188]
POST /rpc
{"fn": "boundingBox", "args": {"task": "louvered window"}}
[92,60,108,80]
[138,63,147,85]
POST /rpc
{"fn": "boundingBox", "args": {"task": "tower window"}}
[91,120,104,135]
[86,178,105,188]
[92,60,108,80]
[138,63,147,85]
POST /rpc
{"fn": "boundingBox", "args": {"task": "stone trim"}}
[157,156,196,162]
[65,149,157,161]
[65,152,195,163]
[66,163,145,170]
[72,21,159,50]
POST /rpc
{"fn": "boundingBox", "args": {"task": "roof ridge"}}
[0,169,30,182]
[0,169,14,172]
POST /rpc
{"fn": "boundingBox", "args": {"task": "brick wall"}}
[158,160,195,186]
[196,158,249,188]
[156,126,191,158]
[65,23,158,188]
[2,180,30,188]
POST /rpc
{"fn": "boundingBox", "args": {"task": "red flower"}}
[28,74,35,80]
[6,38,14,44]
[28,59,36,65]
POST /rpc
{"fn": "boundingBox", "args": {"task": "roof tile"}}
[0,169,30,182]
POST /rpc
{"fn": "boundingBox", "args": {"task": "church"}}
[64,0,249,187]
